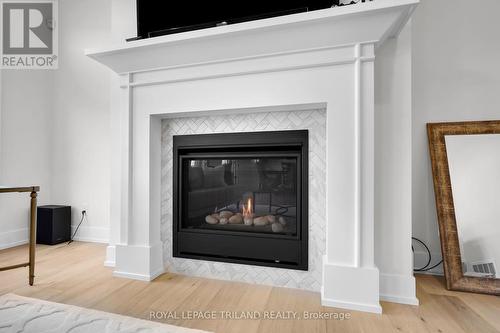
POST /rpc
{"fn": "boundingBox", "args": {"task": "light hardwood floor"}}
[0,242,499,333]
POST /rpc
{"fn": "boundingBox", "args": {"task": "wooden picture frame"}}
[427,120,500,295]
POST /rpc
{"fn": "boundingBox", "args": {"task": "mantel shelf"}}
[86,0,418,74]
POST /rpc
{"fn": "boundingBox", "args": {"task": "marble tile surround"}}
[161,109,326,291]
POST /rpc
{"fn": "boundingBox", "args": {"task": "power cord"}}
[412,237,443,272]
[68,210,87,245]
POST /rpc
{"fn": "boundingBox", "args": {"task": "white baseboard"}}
[379,273,419,305]
[0,226,109,249]
[104,245,116,267]
[321,288,383,314]
[0,239,28,250]
[113,267,164,281]
[104,261,116,267]
[380,293,419,305]
[322,257,382,314]
[71,225,109,244]
[0,228,28,250]
[414,270,444,277]
[114,242,164,282]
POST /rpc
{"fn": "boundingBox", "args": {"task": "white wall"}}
[0,0,114,248]
[412,0,500,273]
[50,0,112,243]
[0,70,53,249]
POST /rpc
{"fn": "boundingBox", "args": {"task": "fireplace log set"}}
[205,210,287,232]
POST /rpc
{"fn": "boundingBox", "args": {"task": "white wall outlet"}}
[82,203,89,213]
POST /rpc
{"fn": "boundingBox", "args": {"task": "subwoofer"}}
[36,205,71,245]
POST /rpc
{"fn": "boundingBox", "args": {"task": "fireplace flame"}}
[242,197,253,217]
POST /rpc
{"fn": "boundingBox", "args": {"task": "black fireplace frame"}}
[173,130,308,270]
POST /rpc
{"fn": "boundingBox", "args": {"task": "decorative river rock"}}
[205,212,286,233]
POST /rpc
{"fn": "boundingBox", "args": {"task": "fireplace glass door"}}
[181,155,299,237]
[173,130,308,270]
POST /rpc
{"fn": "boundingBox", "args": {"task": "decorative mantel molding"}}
[86,0,418,74]
[87,0,418,314]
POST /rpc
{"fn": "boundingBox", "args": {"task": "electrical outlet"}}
[82,203,89,214]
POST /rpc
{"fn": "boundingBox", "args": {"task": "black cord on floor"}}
[420,259,444,272]
[68,211,87,245]
[412,237,443,272]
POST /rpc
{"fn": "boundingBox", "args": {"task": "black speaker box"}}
[37,205,71,245]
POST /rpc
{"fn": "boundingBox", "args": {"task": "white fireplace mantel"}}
[87,0,418,314]
[87,0,417,73]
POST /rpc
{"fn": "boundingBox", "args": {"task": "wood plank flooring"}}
[1,242,499,333]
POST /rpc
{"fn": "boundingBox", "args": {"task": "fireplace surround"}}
[162,110,326,292]
[173,130,308,269]
[88,0,419,313]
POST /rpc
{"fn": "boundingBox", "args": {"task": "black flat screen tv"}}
[135,1,335,39]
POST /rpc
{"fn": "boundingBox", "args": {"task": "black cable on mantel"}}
[412,237,443,272]
[331,0,373,7]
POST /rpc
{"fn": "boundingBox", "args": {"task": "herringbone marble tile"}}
[161,109,326,291]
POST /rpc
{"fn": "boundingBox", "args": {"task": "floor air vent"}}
[471,260,497,278]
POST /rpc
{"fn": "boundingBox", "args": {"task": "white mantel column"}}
[112,74,164,281]
[321,43,382,314]
[105,0,137,268]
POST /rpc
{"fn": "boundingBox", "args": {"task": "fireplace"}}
[173,130,308,270]
[89,0,419,312]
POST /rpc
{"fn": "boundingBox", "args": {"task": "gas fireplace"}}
[173,130,308,270]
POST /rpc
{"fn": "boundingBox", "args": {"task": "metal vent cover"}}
[471,260,497,277]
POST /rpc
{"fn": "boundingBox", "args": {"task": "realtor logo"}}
[1,1,58,69]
